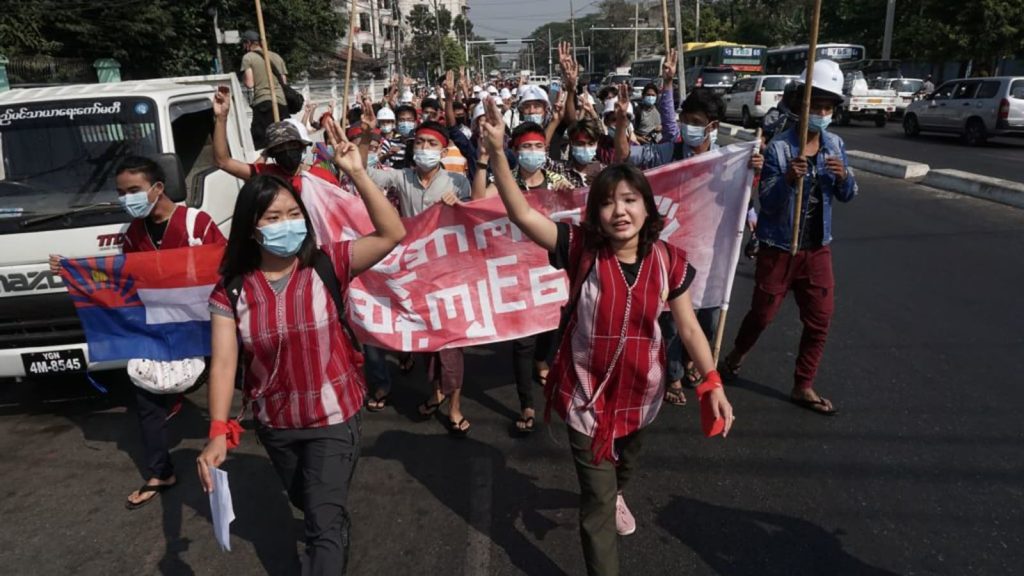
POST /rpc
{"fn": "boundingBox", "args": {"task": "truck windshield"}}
[0,97,160,232]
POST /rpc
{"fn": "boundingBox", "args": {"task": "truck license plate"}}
[868,98,882,104]
[22,349,87,376]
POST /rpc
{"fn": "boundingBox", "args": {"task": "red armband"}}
[209,419,244,449]
[696,370,723,399]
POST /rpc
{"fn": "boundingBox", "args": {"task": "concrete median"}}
[923,169,1024,209]
[846,150,930,180]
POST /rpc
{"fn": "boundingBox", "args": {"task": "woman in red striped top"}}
[478,98,735,575]
[196,142,405,574]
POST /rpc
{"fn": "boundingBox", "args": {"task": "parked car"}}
[723,75,799,127]
[602,73,632,87]
[874,77,925,115]
[903,76,1024,145]
[528,75,550,86]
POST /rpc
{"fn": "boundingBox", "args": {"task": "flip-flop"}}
[790,396,838,416]
[399,354,415,373]
[417,395,448,420]
[366,394,389,412]
[664,383,687,406]
[447,417,471,437]
[512,416,536,436]
[125,481,177,510]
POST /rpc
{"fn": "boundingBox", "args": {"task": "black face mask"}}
[273,148,304,172]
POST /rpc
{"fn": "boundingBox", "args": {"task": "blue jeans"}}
[660,307,721,383]
[362,345,392,398]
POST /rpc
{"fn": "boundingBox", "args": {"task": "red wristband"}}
[209,419,244,450]
[696,370,723,399]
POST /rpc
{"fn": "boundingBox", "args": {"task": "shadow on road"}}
[364,429,577,575]
[656,496,900,576]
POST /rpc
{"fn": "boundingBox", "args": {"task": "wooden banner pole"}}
[790,0,823,255]
[254,0,280,123]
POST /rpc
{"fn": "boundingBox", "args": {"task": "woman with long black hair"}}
[196,141,404,574]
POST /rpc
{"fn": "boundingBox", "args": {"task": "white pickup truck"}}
[834,71,899,127]
[0,74,257,380]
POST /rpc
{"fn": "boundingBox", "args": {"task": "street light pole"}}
[431,0,445,75]
[695,0,701,42]
[881,0,896,60]
[674,0,685,99]
[462,6,470,64]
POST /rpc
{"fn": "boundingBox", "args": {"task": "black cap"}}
[242,30,260,43]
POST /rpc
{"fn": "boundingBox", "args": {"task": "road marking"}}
[463,457,493,576]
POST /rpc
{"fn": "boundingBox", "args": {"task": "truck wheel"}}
[835,107,850,126]
[874,114,886,127]
[963,118,987,146]
[741,107,752,129]
[903,114,920,137]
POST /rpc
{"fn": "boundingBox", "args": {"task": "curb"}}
[923,169,1024,209]
[846,150,929,180]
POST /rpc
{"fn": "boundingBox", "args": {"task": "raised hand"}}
[443,70,456,101]
[333,140,365,175]
[213,86,231,118]
[559,41,579,90]
[479,97,507,155]
[361,96,376,128]
[615,82,631,124]
[662,48,678,84]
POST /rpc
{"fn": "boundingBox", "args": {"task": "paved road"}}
[1,172,1023,575]
[828,122,1024,184]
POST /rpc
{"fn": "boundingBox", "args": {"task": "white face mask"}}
[683,124,709,148]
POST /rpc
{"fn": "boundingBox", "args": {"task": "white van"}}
[0,74,256,379]
[723,75,798,127]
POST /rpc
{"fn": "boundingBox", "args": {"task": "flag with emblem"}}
[59,244,225,362]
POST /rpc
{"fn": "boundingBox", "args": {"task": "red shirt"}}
[122,205,225,253]
[208,241,365,429]
[250,163,340,192]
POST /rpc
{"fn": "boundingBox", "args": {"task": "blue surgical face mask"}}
[257,218,307,257]
[642,95,657,106]
[522,113,544,125]
[397,121,416,136]
[367,152,379,168]
[517,150,547,172]
[683,123,709,148]
[380,123,395,134]
[571,145,597,165]
[413,148,442,171]
[119,187,157,219]
[808,113,832,133]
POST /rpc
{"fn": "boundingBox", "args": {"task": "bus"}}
[765,43,866,74]
[682,41,767,75]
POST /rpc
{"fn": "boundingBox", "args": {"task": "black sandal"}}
[366,394,389,412]
[512,415,536,436]
[125,481,177,510]
[790,396,838,416]
[417,394,448,419]
[447,416,471,437]
[664,383,687,406]
[399,353,416,373]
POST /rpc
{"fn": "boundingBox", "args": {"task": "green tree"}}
[405,4,464,80]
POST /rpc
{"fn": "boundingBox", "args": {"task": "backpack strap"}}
[312,249,363,353]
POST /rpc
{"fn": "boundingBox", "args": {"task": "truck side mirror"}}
[153,153,187,203]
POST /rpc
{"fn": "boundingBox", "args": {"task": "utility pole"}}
[431,0,445,75]
[674,0,685,100]
[462,6,471,64]
[211,7,224,74]
[569,0,577,51]
[548,27,553,75]
[393,3,405,91]
[634,2,640,62]
[695,0,700,42]
[881,0,896,60]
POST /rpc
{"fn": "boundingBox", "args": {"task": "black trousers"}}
[512,336,536,411]
[250,100,291,150]
[133,386,174,480]
[257,415,361,576]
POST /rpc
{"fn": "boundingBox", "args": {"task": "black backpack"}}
[224,249,363,353]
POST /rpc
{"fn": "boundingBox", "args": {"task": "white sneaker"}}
[615,493,636,536]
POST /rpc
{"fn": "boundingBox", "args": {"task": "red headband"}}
[513,131,546,148]
[571,131,594,144]
[415,127,449,147]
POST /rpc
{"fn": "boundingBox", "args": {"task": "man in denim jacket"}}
[722,60,857,415]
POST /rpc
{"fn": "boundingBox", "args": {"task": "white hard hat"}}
[487,85,499,95]
[400,90,414,103]
[602,98,633,119]
[472,102,486,122]
[798,59,845,102]
[517,84,549,109]
[472,85,482,93]
[500,88,512,99]
[511,88,518,96]
[376,107,396,121]
[493,96,504,107]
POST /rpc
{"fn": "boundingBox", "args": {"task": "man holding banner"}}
[722,60,857,416]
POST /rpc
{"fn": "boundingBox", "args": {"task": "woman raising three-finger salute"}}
[197,139,405,574]
[479,97,734,576]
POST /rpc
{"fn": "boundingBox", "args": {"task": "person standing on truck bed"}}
[212,87,340,191]
[49,156,226,510]
[240,30,290,150]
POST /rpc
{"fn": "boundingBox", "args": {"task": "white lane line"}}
[464,457,493,576]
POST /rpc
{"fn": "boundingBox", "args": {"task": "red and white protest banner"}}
[299,141,756,351]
